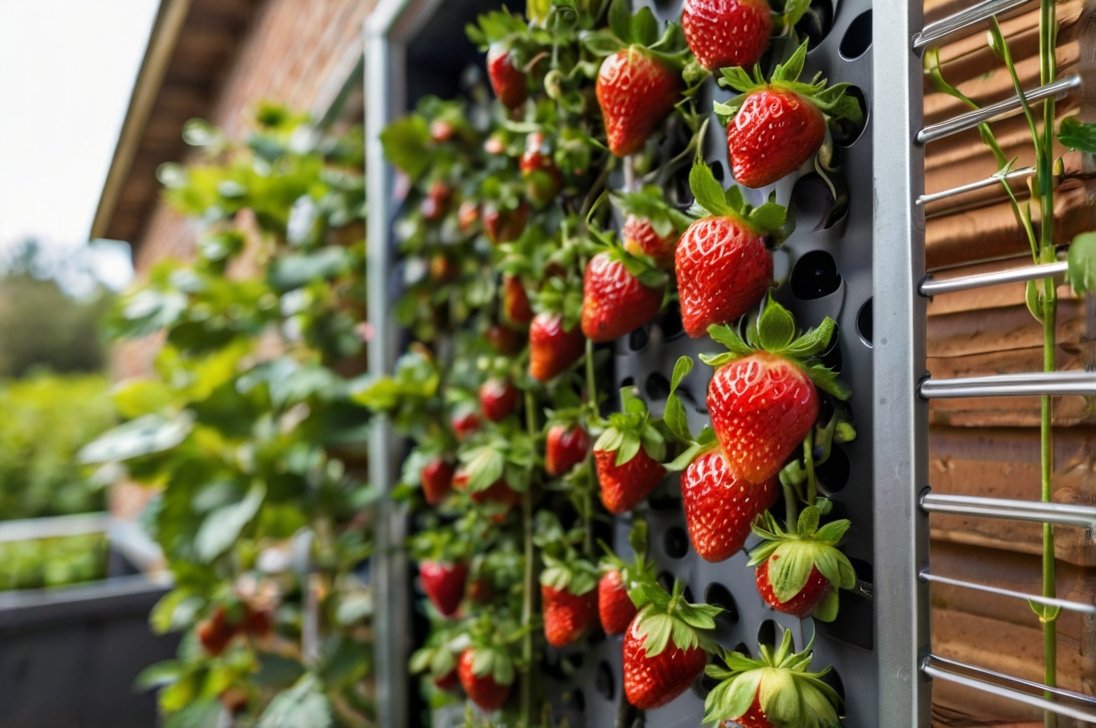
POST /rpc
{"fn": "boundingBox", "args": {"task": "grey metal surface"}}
[918,570,1096,614]
[920,260,1066,295]
[916,74,1081,144]
[913,0,1033,48]
[873,0,931,725]
[922,656,1096,723]
[920,370,1096,398]
[916,165,1033,206]
[920,492,1096,528]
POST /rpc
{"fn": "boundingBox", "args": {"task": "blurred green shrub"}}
[0,532,108,590]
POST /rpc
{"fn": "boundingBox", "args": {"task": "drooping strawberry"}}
[675,161,789,338]
[479,377,519,422]
[581,249,665,342]
[748,507,856,622]
[451,410,480,441]
[614,186,692,270]
[196,606,236,656]
[681,449,778,562]
[599,520,655,635]
[486,44,527,110]
[716,41,863,188]
[421,457,456,506]
[486,322,525,355]
[410,631,462,694]
[520,130,562,207]
[592,1,685,157]
[682,0,774,72]
[501,274,533,327]
[623,579,720,709]
[529,312,584,382]
[702,294,847,484]
[420,180,452,221]
[598,567,638,635]
[593,387,667,514]
[419,561,468,617]
[703,629,842,727]
[458,647,514,712]
[545,422,590,477]
[540,555,599,647]
[484,200,529,244]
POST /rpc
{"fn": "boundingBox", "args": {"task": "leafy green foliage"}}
[1057,116,1096,153]
[0,532,108,590]
[1067,232,1096,294]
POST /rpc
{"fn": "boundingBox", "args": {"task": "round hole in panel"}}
[856,297,872,346]
[704,582,740,624]
[667,158,693,207]
[570,688,586,712]
[791,250,842,300]
[648,486,682,512]
[653,0,677,13]
[816,444,850,494]
[595,661,615,701]
[629,326,649,352]
[620,375,636,389]
[733,641,751,659]
[711,160,725,183]
[757,618,779,648]
[645,370,671,402]
[823,666,846,703]
[683,584,696,603]
[656,301,685,341]
[664,526,689,559]
[818,327,843,372]
[839,9,872,60]
[657,571,673,593]
[832,86,868,147]
[562,651,585,676]
[796,0,835,48]
[789,173,843,231]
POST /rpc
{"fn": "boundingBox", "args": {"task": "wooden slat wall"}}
[921,1,1096,723]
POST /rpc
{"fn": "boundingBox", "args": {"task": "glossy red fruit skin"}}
[197,606,236,656]
[542,585,598,647]
[529,312,585,382]
[675,216,772,338]
[451,411,480,441]
[241,604,273,637]
[622,215,678,270]
[755,559,829,618]
[681,451,779,562]
[486,323,525,355]
[707,352,819,484]
[502,275,534,327]
[485,201,529,244]
[459,649,511,711]
[545,423,591,477]
[598,569,637,635]
[727,88,826,188]
[521,131,562,206]
[594,447,666,515]
[581,252,664,342]
[596,47,682,157]
[421,458,456,506]
[433,668,461,692]
[623,615,708,709]
[725,696,777,727]
[419,561,468,617]
[487,44,527,109]
[479,378,519,422]
[682,0,772,72]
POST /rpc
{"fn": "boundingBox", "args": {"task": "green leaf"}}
[111,379,175,418]
[258,674,332,728]
[163,701,222,728]
[135,660,183,689]
[699,352,736,368]
[718,66,757,94]
[798,506,821,535]
[766,544,814,602]
[747,201,788,233]
[773,40,808,83]
[78,413,194,464]
[813,586,840,623]
[616,433,642,466]
[149,590,202,634]
[670,355,694,394]
[1058,116,1096,153]
[663,395,692,443]
[379,116,432,179]
[631,7,658,46]
[670,619,698,651]
[268,247,351,292]
[724,670,764,722]
[784,318,836,358]
[689,163,732,216]
[756,296,796,351]
[805,364,850,400]
[707,324,753,355]
[1067,232,1096,293]
[640,612,673,657]
[664,441,704,471]
[608,0,632,42]
[583,29,623,55]
[194,482,265,562]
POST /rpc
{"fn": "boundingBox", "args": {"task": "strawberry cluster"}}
[369,0,861,723]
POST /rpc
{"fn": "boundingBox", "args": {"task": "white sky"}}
[0,0,160,290]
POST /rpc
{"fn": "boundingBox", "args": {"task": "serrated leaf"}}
[756,297,796,351]
[774,40,808,83]
[784,317,836,358]
[805,364,850,400]
[699,352,737,368]
[718,66,756,94]
[195,482,265,562]
[1058,116,1096,153]
[689,163,732,216]
[616,433,642,466]
[815,518,851,544]
[1067,231,1096,293]
[670,619,698,651]
[258,674,332,728]
[670,355,694,393]
[631,7,658,46]
[708,324,752,355]
[747,201,788,234]
[608,0,632,42]
[798,506,821,535]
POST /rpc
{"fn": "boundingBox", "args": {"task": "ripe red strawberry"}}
[596,47,681,157]
[597,568,637,635]
[545,423,590,477]
[458,200,480,232]
[419,561,468,617]
[484,201,529,244]
[486,44,527,109]
[420,180,452,221]
[676,215,772,338]
[594,447,665,514]
[241,603,273,637]
[682,0,772,72]
[622,215,678,270]
[451,411,480,441]
[581,251,664,342]
[716,41,863,188]
[542,585,598,647]
[708,351,818,484]
[680,450,778,562]
[755,559,829,618]
[486,322,525,355]
[501,275,533,327]
[458,648,512,712]
[421,458,456,505]
[622,580,720,710]
[529,312,585,382]
[703,629,842,727]
[197,606,236,656]
[434,669,460,692]
[520,131,562,207]
[479,377,519,422]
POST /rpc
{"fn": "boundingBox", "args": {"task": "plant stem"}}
[583,337,597,557]
[803,433,817,508]
[521,390,538,728]
[782,480,799,535]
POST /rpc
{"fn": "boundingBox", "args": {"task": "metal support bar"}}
[919,260,1066,296]
[916,75,1081,144]
[920,492,1096,528]
[922,655,1096,723]
[919,570,1096,614]
[915,166,1034,206]
[920,371,1096,398]
[913,0,1032,49]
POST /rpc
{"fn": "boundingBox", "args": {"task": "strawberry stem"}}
[803,430,817,508]
[583,336,597,557]
[521,388,538,727]
[783,480,800,536]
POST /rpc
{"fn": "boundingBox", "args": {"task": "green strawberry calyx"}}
[600,520,659,604]
[772,0,813,34]
[631,579,721,658]
[688,162,792,243]
[534,276,584,331]
[748,507,857,622]
[700,293,850,400]
[467,643,517,687]
[660,354,720,471]
[714,40,864,124]
[540,553,598,596]
[612,185,694,241]
[587,228,668,290]
[582,0,687,68]
[593,386,667,467]
[410,626,463,681]
[703,629,842,728]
